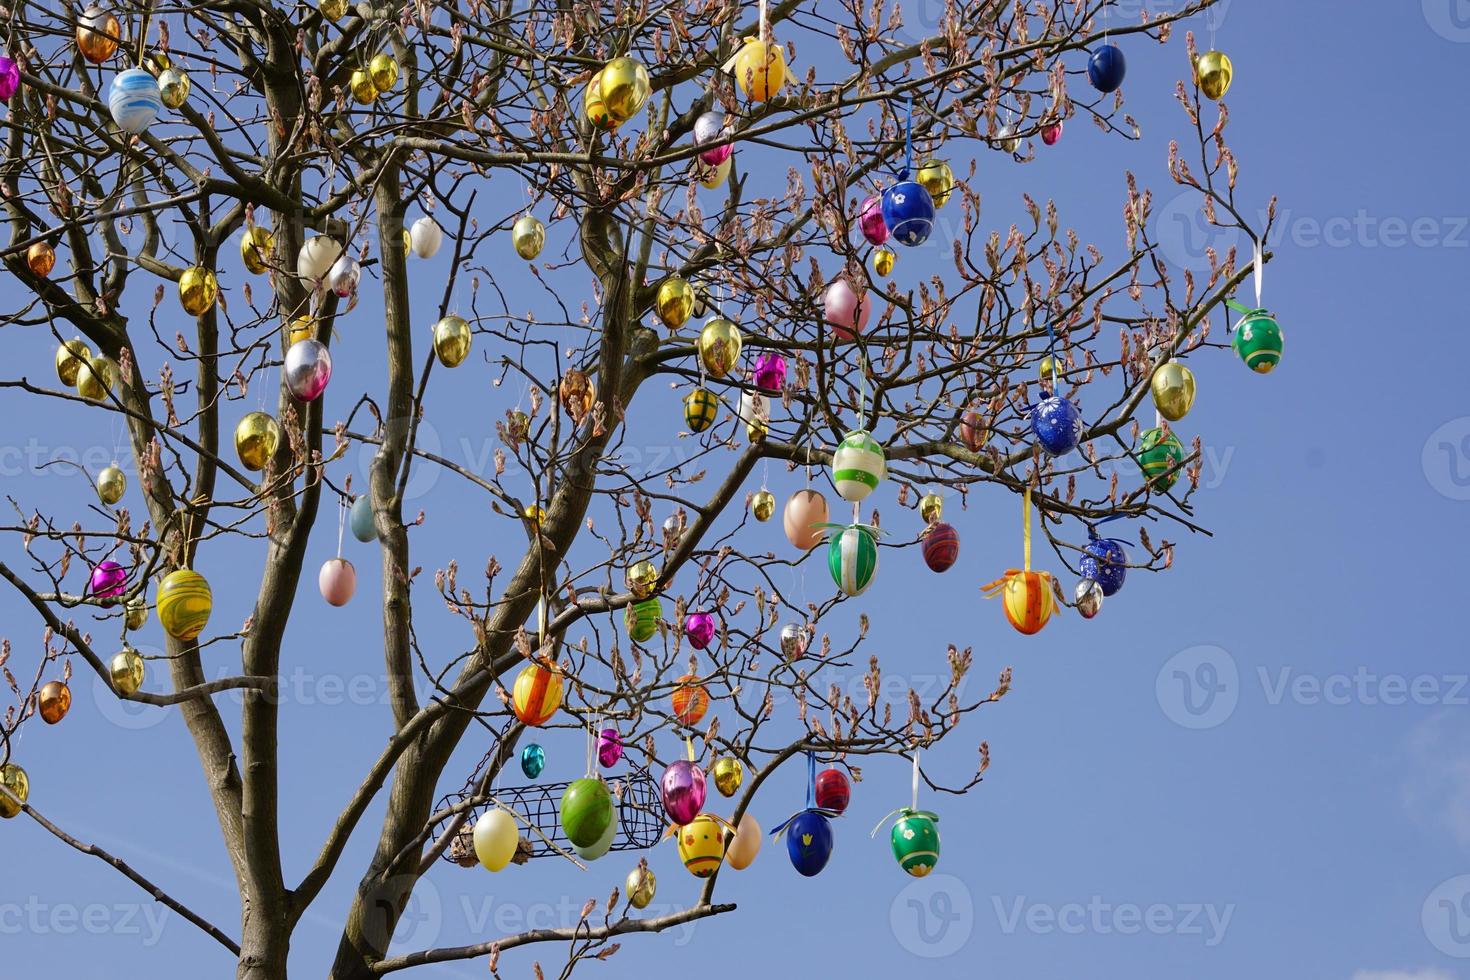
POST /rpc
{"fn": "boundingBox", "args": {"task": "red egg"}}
[1041,121,1063,146]
[922,523,960,573]
[814,767,850,814]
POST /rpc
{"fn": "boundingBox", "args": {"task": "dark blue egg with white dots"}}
[1080,538,1127,596]
[1030,395,1083,457]
[881,178,935,247]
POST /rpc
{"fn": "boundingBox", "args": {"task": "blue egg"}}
[108,68,162,135]
[1030,395,1082,456]
[521,743,546,779]
[1080,537,1127,596]
[881,177,935,247]
[350,493,378,542]
[785,809,833,877]
[1087,44,1127,94]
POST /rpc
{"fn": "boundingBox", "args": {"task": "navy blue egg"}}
[350,493,378,542]
[1088,45,1126,93]
[786,809,834,876]
[1030,395,1082,456]
[881,179,935,247]
[521,742,546,779]
[1080,538,1127,596]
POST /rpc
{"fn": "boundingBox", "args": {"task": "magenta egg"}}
[318,557,356,606]
[859,194,889,246]
[597,727,623,768]
[89,560,127,598]
[284,338,333,402]
[661,759,707,826]
[0,57,19,102]
[1042,121,1063,146]
[752,352,786,393]
[823,279,871,342]
[685,611,716,650]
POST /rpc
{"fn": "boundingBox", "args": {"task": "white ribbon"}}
[911,749,920,811]
[1253,237,1264,309]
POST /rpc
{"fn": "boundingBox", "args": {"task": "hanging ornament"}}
[779,622,807,659]
[653,276,695,331]
[919,493,943,524]
[752,351,787,393]
[77,7,120,64]
[814,767,851,814]
[698,317,743,378]
[38,680,71,724]
[1041,119,1063,145]
[319,557,356,606]
[349,69,377,104]
[994,123,1021,153]
[859,194,890,246]
[1195,50,1233,101]
[739,391,768,442]
[1150,362,1196,420]
[234,412,281,471]
[685,611,716,650]
[831,430,885,502]
[597,728,623,768]
[89,559,127,598]
[751,490,776,522]
[872,245,896,277]
[882,173,935,247]
[522,503,546,527]
[599,56,651,122]
[368,53,399,92]
[0,57,16,103]
[55,338,91,387]
[559,368,596,420]
[625,559,659,599]
[823,279,870,342]
[1231,307,1284,374]
[125,594,148,630]
[712,757,743,797]
[772,756,840,877]
[827,523,880,597]
[1030,394,1083,457]
[683,387,718,432]
[671,674,709,727]
[505,410,531,443]
[914,159,955,209]
[626,862,657,908]
[157,67,190,108]
[26,241,55,277]
[871,751,941,877]
[157,568,213,641]
[520,743,546,779]
[677,813,731,877]
[1080,535,1128,596]
[1087,44,1127,93]
[783,489,828,550]
[109,68,164,134]
[512,659,563,726]
[76,353,119,401]
[410,217,443,258]
[982,488,1059,635]
[0,763,28,818]
[284,338,333,402]
[96,464,126,505]
[110,647,145,695]
[575,808,618,861]
[297,236,342,285]
[1039,353,1060,386]
[350,493,377,542]
[661,757,707,826]
[730,36,786,102]
[1074,578,1104,619]
[726,812,762,870]
[512,214,545,260]
[329,255,360,297]
[318,0,347,21]
[1136,426,1184,491]
[432,315,472,368]
[241,226,274,274]
[624,597,661,642]
[696,155,731,190]
[693,111,732,166]
[473,809,519,871]
[583,71,618,131]
[921,522,960,573]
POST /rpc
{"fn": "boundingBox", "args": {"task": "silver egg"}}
[1074,578,1104,619]
[284,338,333,402]
[779,622,807,659]
[328,255,360,298]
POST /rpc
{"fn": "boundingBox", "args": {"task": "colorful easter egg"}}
[712,757,743,797]
[828,525,879,597]
[914,159,954,209]
[1195,49,1232,101]
[783,489,828,550]
[560,777,613,848]
[823,278,871,341]
[626,863,657,908]
[1030,395,1082,456]
[574,807,618,860]
[0,763,28,818]
[683,387,718,432]
[814,767,850,814]
[685,611,716,650]
[599,56,650,121]
[671,674,709,727]
[157,569,212,640]
[520,743,545,779]
[432,315,472,368]
[732,37,786,102]
[1088,44,1127,93]
[1231,308,1283,374]
[1150,362,1196,420]
[234,412,281,471]
[693,111,732,166]
[881,177,935,247]
[785,809,833,876]
[831,430,885,502]
[285,338,333,401]
[698,317,742,378]
[625,597,661,642]
[1137,427,1184,491]
[991,570,1056,635]
[677,813,727,877]
[726,812,762,870]
[661,759,707,826]
[89,559,127,598]
[1080,537,1127,596]
[38,680,71,724]
[656,275,696,329]
[512,660,563,726]
[350,493,377,542]
[109,648,145,695]
[753,351,787,393]
[858,194,889,246]
[1074,578,1104,619]
[597,727,623,769]
[922,522,960,573]
[108,67,162,135]
[890,809,940,877]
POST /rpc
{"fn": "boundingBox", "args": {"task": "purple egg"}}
[89,560,127,598]
[660,759,706,826]
[685,611,716,650]
[0,57,19,103]
[597,727,623,768]
[859,194,889,246]
[752,352,786,393]
[284,338,333,402]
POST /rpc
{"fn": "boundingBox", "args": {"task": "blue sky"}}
[3,2,1470,979]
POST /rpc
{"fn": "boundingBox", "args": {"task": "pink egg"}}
[823,279,871,342]
[597,727,623,768]
[685,611,716,650]
[89,560,127,599]
[752,352,786,393]
[318,557,357,606]
[859,194,889,246]
[1042,121,1063,145]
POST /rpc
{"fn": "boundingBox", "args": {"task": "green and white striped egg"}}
[828,525,879,597]
[831,430,885,502]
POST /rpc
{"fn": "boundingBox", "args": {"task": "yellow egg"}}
[109,648,145,695]
[677,813,728,878]
[732,37,786,102]
[626,559,659,599]
[583,72,618,132]
[1150,362,1196,421]
[318,0,347,21]
[97,464,126,505]
[125,594,148,630]
[55,337,92,387]
[599,57,650,122]
[158,67,190,109]
[512,214,545,260]
[156,568,213,641]
[433,315,472,368]
[178,266,218,316]
[751,490,775,522]
[626,864,657,908]
[234,412,282,471]
[712,757,743,797]
[369,53,399,92]
[915,159,954,208]
[76,354,119,401]
[698,317,742,379]
[288,316,316,345]
[523,503,546,526]
[872,246,895,277]
[697,156,731,190]
[350,69,378,104]
[1039,353,1059,386]
[1195,50,1232,101]
[0,763,28,818]
[241,225,274,274]
[655,276,695,330]
[919,492,943,524]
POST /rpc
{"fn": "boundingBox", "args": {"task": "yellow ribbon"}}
[1023,486,1032,572]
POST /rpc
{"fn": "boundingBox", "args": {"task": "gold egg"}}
[144,50,170,73]
[55,337,92,387]
[1039,353,1059,386]
[505,409,531,442]
[915,158,955,209]
[919,492,943,524]
[626,559,659,599]
[38,680,71,725]
[157,67,190,109]
[0,763,28,818]
[125,594,148,630]
[872,246,895,277]
[319,0,348,22]
[350,69,378,104]
[752,490,776,522]
[559,369,596,420]
[655,275,695,330]
[27,241,55,277]
[76,7,120,65]
[288,316,316,345]
[512,214,545,260]
[599,56,650,123]
[178,266,218,316]
[241,225,274,274]
[711,756,743,797]
[109,648,145,695]
[732,37,786,102]
[234,411,282,471]
[402,229,412,252]
[523,503,546,526]
[626,864,656,909]
[583,72,618,132]
[97,464,126,505]
[698,317,742,379]
[369,53,399,93]
[433,314,472,368]
[1195,50,1232,101]
[1150,362,1196,422]
[746,417,767,442]
[76,354,118,401]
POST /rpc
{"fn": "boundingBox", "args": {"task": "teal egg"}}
[521,743,545,779]
[350,493,377,542]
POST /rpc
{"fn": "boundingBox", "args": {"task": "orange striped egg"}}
[671,674,709,727]
[512,660,564,726]
[1000,571,1056,635]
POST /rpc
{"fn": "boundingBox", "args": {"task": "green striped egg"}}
[625,597,661,642]
[157,569,212,641]
[683,387,718,432]
[828,525,879,597]
[890,809,940,878]
[1137,427,1184,491]
[831,430,885,502]
[1231,309,1283,374]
